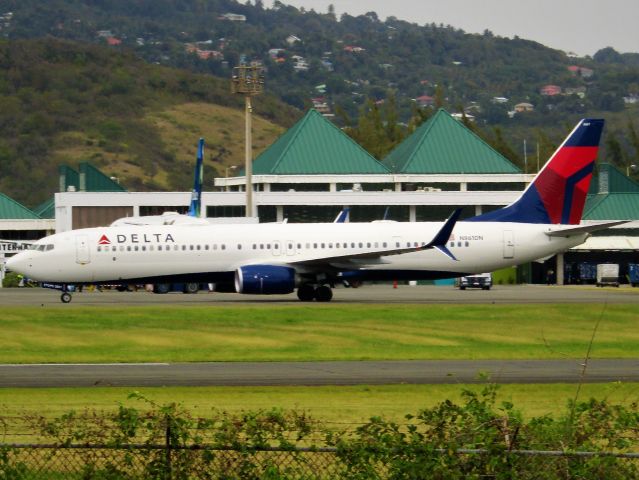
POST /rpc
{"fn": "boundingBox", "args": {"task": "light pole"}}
[231,65,264,217]
[225,165,238,178]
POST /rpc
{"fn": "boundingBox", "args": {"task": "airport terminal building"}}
[3,109,639,285]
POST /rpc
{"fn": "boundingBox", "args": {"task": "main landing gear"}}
[297,284,333,302]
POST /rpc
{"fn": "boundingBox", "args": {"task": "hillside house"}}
[568,65,594,78]
[414,95,434,107]
[106,37,122,46]
[540,85,562,96]
[514,102,534,113]
[286,35,301,46]
[220,13,246,22]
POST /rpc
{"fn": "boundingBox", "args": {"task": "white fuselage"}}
[7,221,587,284]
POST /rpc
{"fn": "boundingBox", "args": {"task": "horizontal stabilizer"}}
[544,221,628,237]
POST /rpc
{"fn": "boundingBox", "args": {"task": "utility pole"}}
[231,65,264,217]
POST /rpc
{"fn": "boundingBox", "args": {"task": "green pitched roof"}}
[589,163,639,194]
[33,198,55,219]
[0,193,40,219]
[251,109,389,174]
[382,109,521,174]
[583,193,639,220]
[79,162,126,191]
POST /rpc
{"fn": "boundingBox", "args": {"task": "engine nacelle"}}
[234,265,296,295]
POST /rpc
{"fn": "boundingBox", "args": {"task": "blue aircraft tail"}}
[188,138,205,217]
[468,119,604,225]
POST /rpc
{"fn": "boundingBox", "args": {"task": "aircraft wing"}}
[544,221,628,237]
[288,209,462,268]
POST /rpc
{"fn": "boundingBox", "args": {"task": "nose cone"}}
[5,252,31,276]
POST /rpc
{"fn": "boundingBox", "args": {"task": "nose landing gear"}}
[60,292,72,303]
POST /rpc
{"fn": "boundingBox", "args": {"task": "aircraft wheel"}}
[315,285,333,302]
[297,284,315,302]
[184,282,200,294]
[61,292,72,303]
[154,283,171,294]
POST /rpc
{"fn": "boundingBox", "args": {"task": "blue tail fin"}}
[188,138,204,218]
[469,119,604,224]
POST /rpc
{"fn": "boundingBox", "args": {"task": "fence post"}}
[165,415,172,480]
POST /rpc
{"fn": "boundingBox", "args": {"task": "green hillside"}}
[0,39,295,206]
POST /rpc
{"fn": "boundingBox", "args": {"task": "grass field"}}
[0,304,637,363]
[2,383,638,425]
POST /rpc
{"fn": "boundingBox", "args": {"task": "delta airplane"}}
[7,119,624,303]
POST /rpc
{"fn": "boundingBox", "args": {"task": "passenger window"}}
[189,245,194,251]
[366,242,371,248]
[127,246,131,251]
[374,242,379,248]
[221,245,226,250]
[134,246,139,251]
[205,245,209,250]
[267,244,271,249]
[112,246,116,252]
[458,242,462,247]
[174,245,179,251]
[252,244,256,250]
[396,242,400,248]
[383,242,387,248]
[297,243,301,249]
[450,242,454,247]
[351,242,355,248]
[260,244,264,250]
[328,243,332,248]
[196,245,201,250]
[182,245,186,251]
[321,243,325,248]
[142,246,146,251]
[313,243,318,249]
[237,244,242,250]
[306,243,310,249]
[158,245,162,251]
[465,241,469,247]
[97,246,101,252]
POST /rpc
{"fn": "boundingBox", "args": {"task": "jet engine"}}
[234,265,296,294]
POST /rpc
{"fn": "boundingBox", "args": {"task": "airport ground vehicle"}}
[596,263,620,287]
[457,273,492,290]
[629,264,639,287]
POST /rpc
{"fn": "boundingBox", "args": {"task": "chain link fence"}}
[2,442,639,479]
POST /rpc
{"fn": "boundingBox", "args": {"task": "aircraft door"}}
[75,235,91,264]
[503,230,515,259]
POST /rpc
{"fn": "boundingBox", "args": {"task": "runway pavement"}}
[1,284,638,305]
[1,359,638,388]
[1,285,637,389]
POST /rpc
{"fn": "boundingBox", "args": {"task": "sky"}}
[280,0,638,57]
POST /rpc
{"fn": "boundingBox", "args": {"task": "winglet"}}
[425,208,462,261]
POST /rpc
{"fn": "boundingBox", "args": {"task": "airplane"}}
[110,138,209,227]
[7,118,624,303]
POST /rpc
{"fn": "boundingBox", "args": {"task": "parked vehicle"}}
[457,273,492,290]
[596,263,619,287]
[629,264,639,287]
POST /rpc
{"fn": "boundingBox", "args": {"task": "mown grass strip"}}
[1,383,638,424]
[0,304,636,363]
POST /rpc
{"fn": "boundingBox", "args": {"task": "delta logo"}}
[98,234,111,245]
